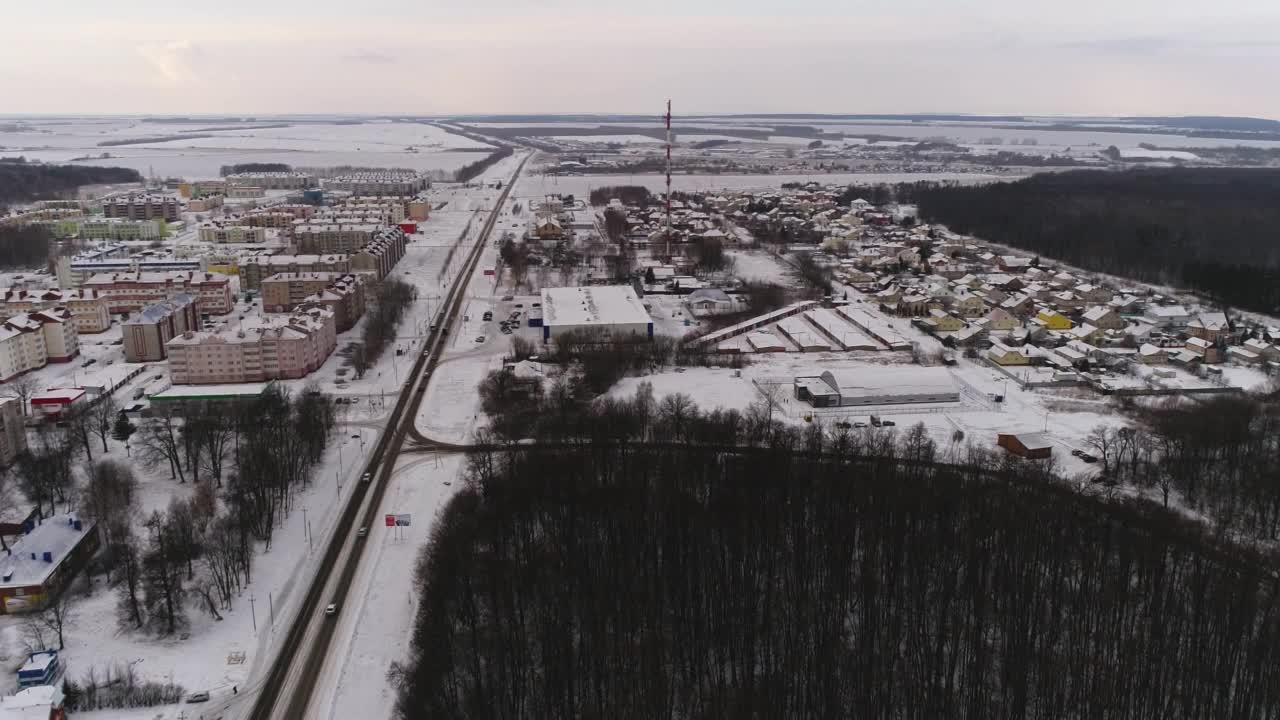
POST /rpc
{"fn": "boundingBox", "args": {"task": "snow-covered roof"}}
[541,286,651,328]
[0,684,64,720]
[0,514,95,590]
[815,366,956,400]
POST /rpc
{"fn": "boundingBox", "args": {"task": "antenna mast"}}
[665,99,673,260]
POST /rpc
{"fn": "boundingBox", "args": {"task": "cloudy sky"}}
[5,0,1279,117]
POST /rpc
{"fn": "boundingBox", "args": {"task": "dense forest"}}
[395,411,1280,719]
[899,168,1280,313]
[0,158,142,211]
[0,225,54,269]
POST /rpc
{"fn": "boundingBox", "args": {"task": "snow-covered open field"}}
[1,119,493,179]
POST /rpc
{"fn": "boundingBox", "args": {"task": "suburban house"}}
[1144,304,1191,328]
[1186,312,1231,342]
[1082,306,1126,331]
[988,340,1033,366]
[1032,308,1074,331]
[921,309,965,333]
[983,307,1021,332]
[0,683,65,720]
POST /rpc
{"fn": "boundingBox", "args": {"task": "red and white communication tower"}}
[665,99,673,259]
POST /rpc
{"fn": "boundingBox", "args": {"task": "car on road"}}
[357,527,368,538]
[482,311,493,321]
[881,420,896,427]
[325,603,338,617]
[361,472,372,483]
[186,692,210,704]
[1081,454,1099,464]
[502,295,514,301]
[1071,449,1085,458]
[476,335,486,343]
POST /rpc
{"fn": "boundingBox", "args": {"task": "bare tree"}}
[40,590,75,650]
[91,394,118,454]
[82,460,138,555]
[135,407,186,482]
[4,374,38,417]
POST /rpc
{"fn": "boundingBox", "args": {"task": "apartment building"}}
[0,398,27,464]
[123,293,200,362]
[178,179,227,198]
[101,195,181,222]
[240,204,317,230]
[0,309,79,382]
[239,254,351,291]
[166,306,336,384]
[336,196,430,221]
[350,227,408,278]
[198,222,267,244]
[82,271,234,315]
[292,222,381,254]
[188,195,224,212]
[323,173,429,196]
[78,218,161,241]
[57,256,203,288]
[262,273,365,331]
[223,171,317,189]
[0,288,112,333]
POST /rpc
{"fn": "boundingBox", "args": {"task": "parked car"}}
[1071,449,1085,457]
[186,692,210,704]
[476,335,486,343]
[482,311,493,321]
[1081,454,1099,464]
[881,420,896,427]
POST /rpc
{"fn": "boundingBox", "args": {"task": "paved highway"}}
[245,154,530,720]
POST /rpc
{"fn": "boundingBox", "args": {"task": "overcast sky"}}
[5,0,1280,117]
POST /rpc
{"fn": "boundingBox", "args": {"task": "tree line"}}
[894,168,1280,313]
[0,158,142,212]
[357,277,419,377]
[456,146,514,183]
[395,392,1280,719]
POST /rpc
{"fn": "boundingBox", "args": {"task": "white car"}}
[325,603,338,617]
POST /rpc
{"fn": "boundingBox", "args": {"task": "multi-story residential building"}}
[166,306,336,384]
[78,218,161,241]
[57,256,203,288]
[223,171,316,189]
[0,288,112,333]
[0,397,26,463]
[323,172,429,196]
[262,273,365,331]
[239,254,351,291]
[101,194,181,222]
[0,309,79,381]
[292,222,381,254]
[82,271,234,315]
[178,179,227,198]
[188,195,224,212]
[226,185,265,199]
[240,205,317,231]
[123,293,200,362]
[198,222,267,244]
[350,227,408,279]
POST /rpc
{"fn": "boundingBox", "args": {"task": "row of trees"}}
[218,162,291,176]
[899,168,1280,313]
[455,146,514,183]
[357,278,419,377]
[397,403,1280,719]
[0,158,142,213]
[0,225,54,270]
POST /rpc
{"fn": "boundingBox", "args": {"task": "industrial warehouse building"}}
[793,366,959,407]
[541,286,653,342]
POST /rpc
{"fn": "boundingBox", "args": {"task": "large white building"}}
[540,286,654,342]
[0,309,79,382]
[794,366,959,408]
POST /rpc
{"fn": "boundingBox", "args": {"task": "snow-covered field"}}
[2,119,492,179]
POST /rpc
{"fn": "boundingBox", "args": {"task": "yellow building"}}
[987,340,1032,366]
[1035,308,1074,330]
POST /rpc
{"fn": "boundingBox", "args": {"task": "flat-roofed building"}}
[198,222,267,244]
[794,366,959,408]
[0,513,100,615]
[262,272,365,331]
[541,285,653,342]
[0,310,79,381]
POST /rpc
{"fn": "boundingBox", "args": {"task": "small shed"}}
[997,432,1053,459]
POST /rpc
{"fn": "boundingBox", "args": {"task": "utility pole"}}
[269,592,274,625]
[665,98,673,261]
[248,594,257,633]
